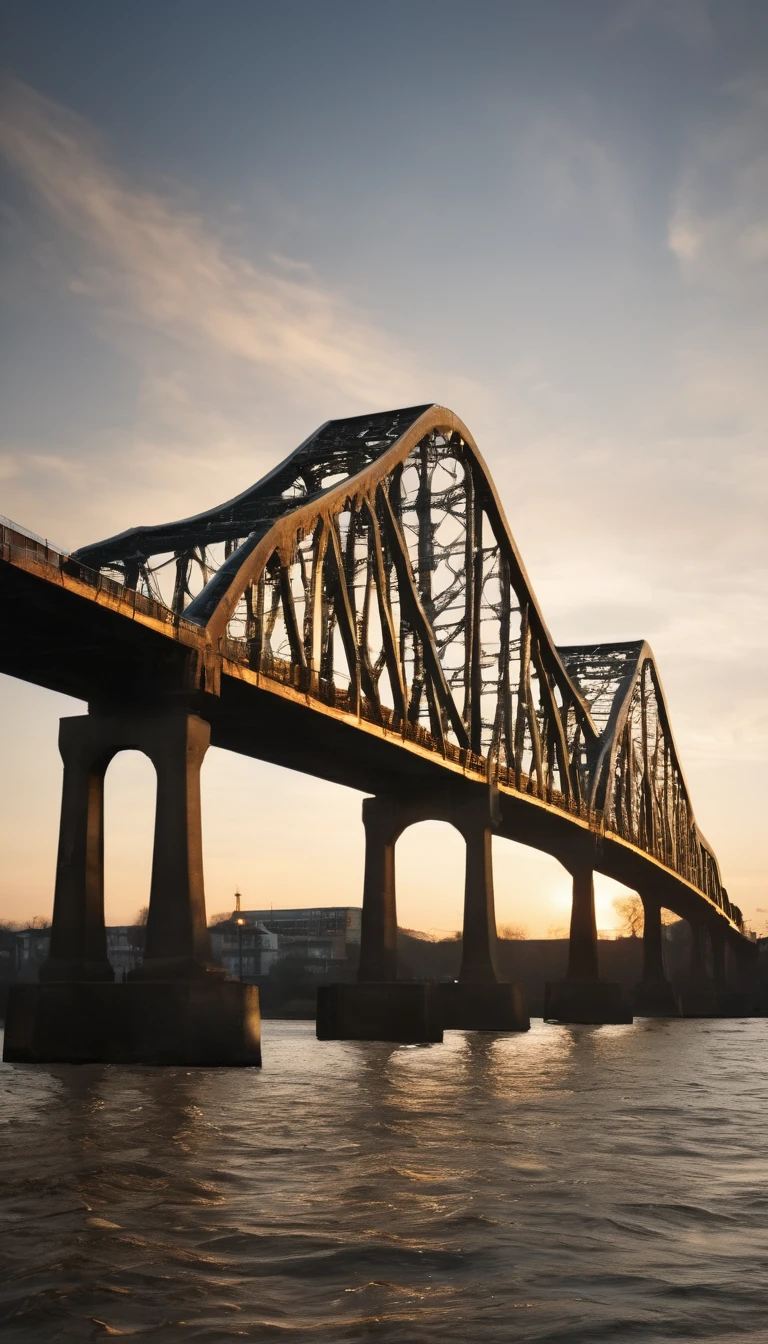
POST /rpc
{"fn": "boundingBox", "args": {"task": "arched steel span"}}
[74,403,742,934]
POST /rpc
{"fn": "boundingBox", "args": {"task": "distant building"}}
[207,907,361,982]
[14,926,51,979]
[10,924,143,982]
[106,926,144,979]
[209,918,279,981]
[5,908,362,985]
[0,928,20,979]
[242,907,361,962]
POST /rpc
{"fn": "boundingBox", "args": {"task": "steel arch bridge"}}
[0,404,749,1018]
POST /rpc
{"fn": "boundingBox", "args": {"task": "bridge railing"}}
[219,634,605,828]
[1,522,200,636]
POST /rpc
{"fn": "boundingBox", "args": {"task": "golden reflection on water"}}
[3,1018,768,1342]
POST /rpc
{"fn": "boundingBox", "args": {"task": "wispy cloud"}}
[0,79,434,409]
[517,114,630,226]
[0,77,489,544]
[610,0,714,47]
[667,76,768,292]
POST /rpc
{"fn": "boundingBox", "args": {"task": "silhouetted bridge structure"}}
[1,405,755,1058]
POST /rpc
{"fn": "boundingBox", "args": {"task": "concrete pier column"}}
[641,896,666,982]
[567,865,599,980]
[458,803,499,984]
[732,936,758,981]
[357,797,399,982]
[139,714,218,980]
[678,920,731,1017]
[711,927,727,990]
[40,716,115,983]
[689,922,710,984]
[634,895,679,1015]
[545,860,631,1023]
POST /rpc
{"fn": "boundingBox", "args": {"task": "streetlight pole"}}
[236,916,245,981]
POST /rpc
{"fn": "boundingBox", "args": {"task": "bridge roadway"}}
[1,522,748,966]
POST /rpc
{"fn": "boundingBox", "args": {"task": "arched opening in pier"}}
[592,873,643,940]
[103,750,157,972]
[491,837,572,941]
[0,678,80,929]
[200,750,364,919]
[394,821,466,981]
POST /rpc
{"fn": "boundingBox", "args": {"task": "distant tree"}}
[398,927,460,942]
[128,906,149,953]
[29,915,50,929]
[547,924,568,939]
[613,895,643,937]
[498,922,526,939]
[209,911,235,927]
[613,895,679,937]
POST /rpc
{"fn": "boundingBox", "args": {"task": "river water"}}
[1,1018,768,1342]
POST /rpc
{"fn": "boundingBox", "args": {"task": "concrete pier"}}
[451,798,529,1031]
[439,981,529,1031]
[634,896,680,1015]
[357,798,399,983]
[544,978,632,1024]
[634,979,681,1016]
[335,791,529,1040]
[11,708,262,1066]
[545,864,631,1024]
[4,980,261,1066]
[316,982,442,1043]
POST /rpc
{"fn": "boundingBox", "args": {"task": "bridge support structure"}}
[544,858,632,1025]
[3,401,759,1050]
[633,895,680,1016]
[317,790,529,1042]
[676,919,724,1017]
[676,916,757,1018]
[3,709,261,1066]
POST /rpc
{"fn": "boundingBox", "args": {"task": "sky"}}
[1,0,767,938]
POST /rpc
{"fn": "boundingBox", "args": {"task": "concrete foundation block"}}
[714,990,756,1017]
[544,978,633,1025]
[439,981,530,1031]
[677,984,720,1017]
[316,982,443,1043]
[634,979,682,1017]
[677,985,756,1018]
[2,980,261,1066]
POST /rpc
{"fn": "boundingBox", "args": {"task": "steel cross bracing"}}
[73,404,741,930]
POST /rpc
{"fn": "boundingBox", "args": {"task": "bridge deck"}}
[0,528,743,936]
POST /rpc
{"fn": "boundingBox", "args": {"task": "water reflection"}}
[2,1019,768,1341]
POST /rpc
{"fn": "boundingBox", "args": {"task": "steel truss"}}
[74,405,740,928]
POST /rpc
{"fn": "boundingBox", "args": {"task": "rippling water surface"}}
[2,1018,768,1342]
